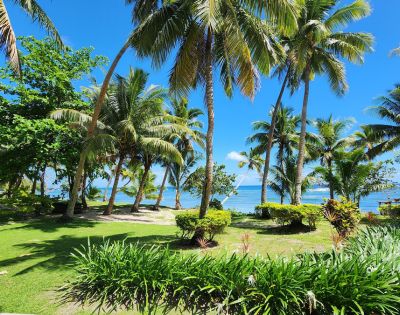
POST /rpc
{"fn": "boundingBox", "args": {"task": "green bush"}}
[322,198,361,237]
[62,225,400,315]
[175,209,231,241]
[208,198,223,210]
[378,204,400,218]
[0,191,53,219]
[256,202,322,229]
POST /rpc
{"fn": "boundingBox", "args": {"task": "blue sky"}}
[6,0,400,186]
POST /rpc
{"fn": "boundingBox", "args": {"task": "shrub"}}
[175,210,231,241]
[62,225,400,315]
[378,204,400,218]
[208,198,223,210]
[322,198,361,237]
[256,202,322,229]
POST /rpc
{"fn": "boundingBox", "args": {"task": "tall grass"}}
[61,225,400,314]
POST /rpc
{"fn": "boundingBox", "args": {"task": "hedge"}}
[256,202,322,228]
[379,204,400,218]
[175,209,231,241]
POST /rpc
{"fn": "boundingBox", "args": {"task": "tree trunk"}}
[154,166,170,210]
[65,38,132,221]
[104,155,124,215]
[199,28,214,220]
[131,166,150,213]
[103,168,114,202]
[175,188,182,210]
[294,65,311,205]
[279,142,285,205]
[40,167,46,198]
[31,177,37,195]
[261,70,290,204]
[81,171,88,210]
[327,159,334,200]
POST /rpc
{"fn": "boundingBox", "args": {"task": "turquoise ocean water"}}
[54,186,400,214]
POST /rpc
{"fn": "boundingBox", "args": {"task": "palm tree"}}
[307,115,353,199]
[352,125,382,159]
[290,0,373,205]
[154,98,205,210]
[133,0,297,219]
[0,0,62,74]
[222,148,263,205]
[169,153,200,210]
[365,85,400,158]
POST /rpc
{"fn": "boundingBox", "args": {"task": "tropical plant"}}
[120,167,158,202]
[290,0,373,204]
[366,84,400,158]
[307,115,353,199]
[352,125,382,158]
[154,98,205,210]
[132,0,298,219]
[0,0,62,74]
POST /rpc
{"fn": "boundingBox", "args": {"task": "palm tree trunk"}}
[64,38,132,220]
[104,155,124,215]
[40,167,46,198]
[278,143,285,205]
[328,159,334,200]
[154,165,170,210]
[175,187,182,210]
[199,27,214,219]
[103,168,114,202]
[294,65,311,205]
[261,70,290,204]
[81,171,88,210]
[131,165,150,213]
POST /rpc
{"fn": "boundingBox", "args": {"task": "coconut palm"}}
[307,115,353,199]
[154,98,205,210]
[365,85,400,159]
[169,153,200,210]
[352,125,382,158]
[248,106,300,187]
[132,0,297,219]
[290,0,373,205]
[0,0,62,74]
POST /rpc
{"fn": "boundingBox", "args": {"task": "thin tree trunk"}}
[294,65,311,205]
[328,159,334,200]
[279,143,285,205]
[81,171,88,210]
[175,188,182,210]
[154,165,170,210]
[131,166,150,213]
[65,38,132,221]
[261,70,290,204]
[104,155,124,215]
[199,28,214,219]
[103,168,114,202]
[31,177,37,195]
[40,167,46,198]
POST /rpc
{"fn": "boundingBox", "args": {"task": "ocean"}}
[70,185,400,214]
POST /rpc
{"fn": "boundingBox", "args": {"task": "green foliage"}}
[322,198,361,237]
[184,163,236,199]
[0,191,53,219]
[256,202,322,229]
[208,198,223,210]
[175,210,231,241]
[378,204,400,218]
[62,225,400,314]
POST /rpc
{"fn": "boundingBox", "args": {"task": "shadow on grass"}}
[231,218,315,235]
[0,232,179,276]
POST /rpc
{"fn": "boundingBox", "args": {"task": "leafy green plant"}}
[256,202,322,229]
[208,198,223,210]
[175,210,231,241]
[379,204,400,218]
[61,225,400,314]
[322,198,361,237]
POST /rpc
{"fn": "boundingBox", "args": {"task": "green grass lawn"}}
[0,213,339,314]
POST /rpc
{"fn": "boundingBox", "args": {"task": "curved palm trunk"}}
[131,165,151,213]
[103,169,114,202]
[294,65,311,205]
[199,28,214,220]
[64,38,131,220]
[175,188,182,210]
[81,171,88,210]
[104,155,125,215]
[261,70,290,204]
[154,166,170,210]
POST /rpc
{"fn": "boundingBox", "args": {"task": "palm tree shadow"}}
[0,233,178,276]
[230,219,315,235]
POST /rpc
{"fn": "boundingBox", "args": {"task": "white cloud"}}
[226,151,246,162]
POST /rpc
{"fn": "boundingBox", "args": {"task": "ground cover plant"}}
[61,225,400,314]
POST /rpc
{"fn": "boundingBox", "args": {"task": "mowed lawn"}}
[0,213,334,314]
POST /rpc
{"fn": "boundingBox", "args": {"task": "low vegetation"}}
[61,225,400,315]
